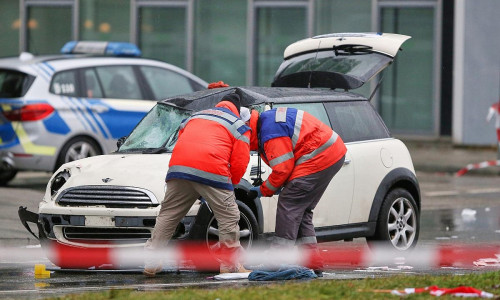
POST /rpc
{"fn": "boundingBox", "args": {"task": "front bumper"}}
[17,204,212,248]
[18,206,41,240]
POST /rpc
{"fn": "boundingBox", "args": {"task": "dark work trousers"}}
[273,155,346,247]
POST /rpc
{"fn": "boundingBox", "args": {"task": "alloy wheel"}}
[64,140,98,163]
[205,212,254,250]
[386,197,417,250]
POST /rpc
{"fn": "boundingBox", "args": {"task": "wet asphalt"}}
[0,171,499,298]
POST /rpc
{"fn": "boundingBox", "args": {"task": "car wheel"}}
[56,137,101,168]
[0,161,17,186]
[205,200,258,251]
[367,188,419,251]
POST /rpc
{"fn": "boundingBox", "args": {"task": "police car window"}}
[0,69,34,98]
[139,66,194,100]
[273,103,331,127]
[83,69,103,98]
[95,66,142,100]
[324,101,390,143]
[50,70,78,97]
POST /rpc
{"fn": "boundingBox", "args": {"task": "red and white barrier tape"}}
[388,286,494,298]
[456,102,500,177]
[1,242,500,271]
[455,160,500,177]
[486,103,500,133]
[487,102,500,146]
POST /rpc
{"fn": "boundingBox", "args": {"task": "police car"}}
[0,41,207,185]
[19,33,420,269]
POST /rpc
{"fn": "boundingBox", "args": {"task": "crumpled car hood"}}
[53,153,171,199]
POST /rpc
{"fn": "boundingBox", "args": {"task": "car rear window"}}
[324,101,390,143]
[0,69,35,98]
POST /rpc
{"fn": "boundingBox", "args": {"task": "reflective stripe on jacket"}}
[259,107,347,196]
[166,101,251,190]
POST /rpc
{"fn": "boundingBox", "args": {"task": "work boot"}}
[143,264,162,277]
[313,269,324,277]
[143,243,164,277]
[301,242,324,276]
[215,244,251,274]
[219,263,252,274]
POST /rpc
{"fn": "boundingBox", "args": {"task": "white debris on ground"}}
[473,255,500,267]
[461,208,477,222]
[212,272,250,280]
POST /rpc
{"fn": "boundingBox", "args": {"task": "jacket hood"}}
[216,100,241,117]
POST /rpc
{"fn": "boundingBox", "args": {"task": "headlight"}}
[51,170,71,196]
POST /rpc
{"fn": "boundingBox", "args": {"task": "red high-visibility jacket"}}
[258,107,346,197]
[166,101,251,190]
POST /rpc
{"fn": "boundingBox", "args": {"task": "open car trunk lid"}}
[272,32,411,90]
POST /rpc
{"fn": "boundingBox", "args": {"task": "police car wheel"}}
[205,200,259,251]
[57,137,101,168]
[367,188,419,251]
[0,161,17,186]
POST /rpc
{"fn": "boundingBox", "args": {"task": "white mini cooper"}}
[20,33,420,268]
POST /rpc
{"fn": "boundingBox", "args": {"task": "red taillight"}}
[2,103,54,121]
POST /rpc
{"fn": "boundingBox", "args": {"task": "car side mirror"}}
[116,136,127,149]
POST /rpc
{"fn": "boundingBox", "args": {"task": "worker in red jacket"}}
[144,93,252,276]
[247,107,347,276]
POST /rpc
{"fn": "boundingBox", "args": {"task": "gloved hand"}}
[207,81,229,89]
[248,186,262,198]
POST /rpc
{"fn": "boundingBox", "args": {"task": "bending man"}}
[144,93,251,276]
[248,107,346,275]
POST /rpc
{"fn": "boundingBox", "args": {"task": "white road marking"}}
[424,191,460,197]
[424,188,500,197]
[466,188,500,194]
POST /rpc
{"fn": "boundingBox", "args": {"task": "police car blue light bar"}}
[61,41,142,57]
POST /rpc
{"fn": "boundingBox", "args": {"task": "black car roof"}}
[161,86,366,111]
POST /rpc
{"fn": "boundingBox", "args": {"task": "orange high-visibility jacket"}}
[258,107,346,197]
[166,101,251,190]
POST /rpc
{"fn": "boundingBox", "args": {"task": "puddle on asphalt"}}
[420,206,500,242]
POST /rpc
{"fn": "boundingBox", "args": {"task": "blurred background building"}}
[0,0,498,146]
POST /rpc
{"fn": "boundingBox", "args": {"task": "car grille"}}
[56,185,159,208]
[63,227,151,241]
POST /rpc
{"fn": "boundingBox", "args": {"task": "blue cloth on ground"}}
[248,265,317,281]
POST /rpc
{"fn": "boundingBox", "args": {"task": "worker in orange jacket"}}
[144,93,252,276]
[247,107,347,276]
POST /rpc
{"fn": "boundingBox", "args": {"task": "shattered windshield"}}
[117,103,192,153]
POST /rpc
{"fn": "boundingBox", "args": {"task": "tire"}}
[204,200,259,251]
[0,161,17,186]
[56,136,101,169]
[367,188,419,251]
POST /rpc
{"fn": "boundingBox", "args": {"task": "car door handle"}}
[90,104,109,113]
[343,159,351,166]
